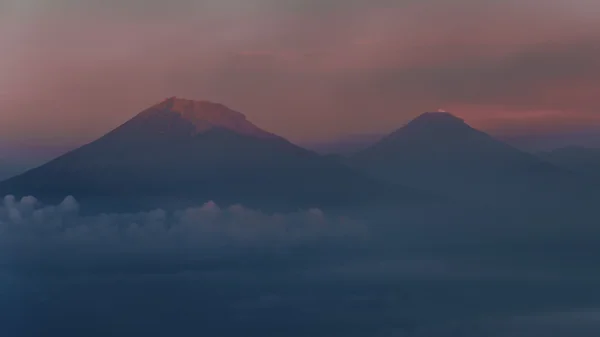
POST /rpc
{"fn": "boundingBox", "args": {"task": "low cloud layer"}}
[1,194,600,336]
[0,195,365,273]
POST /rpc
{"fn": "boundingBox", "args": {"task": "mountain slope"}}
[540,146,600,178]
[0,97,421,213]
[0,160,29,181]
[350,112,580,203]
[0,161,11,181]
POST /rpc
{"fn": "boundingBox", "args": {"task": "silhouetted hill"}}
[540,146,600,178]
[0,97,423,213]
[350,112,585,205]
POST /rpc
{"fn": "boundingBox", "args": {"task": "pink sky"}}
[1,0,599,148]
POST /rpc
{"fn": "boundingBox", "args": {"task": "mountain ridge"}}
[0,98,424,213]
[349,111,581,205]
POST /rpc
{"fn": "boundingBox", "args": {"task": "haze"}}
[3,2,600,334]
[1,0,600,151]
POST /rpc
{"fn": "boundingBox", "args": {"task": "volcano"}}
[350,111,577,203]
[0,97,420,212]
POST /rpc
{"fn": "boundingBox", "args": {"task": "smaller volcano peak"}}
[412,111,465,125]
[380,111,474,142]
[402,111,471,133]
[161,96,227,109]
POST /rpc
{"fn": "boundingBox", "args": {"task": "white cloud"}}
[1,194,600,336]
[0,195,366,271]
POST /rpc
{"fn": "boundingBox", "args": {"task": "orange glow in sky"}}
[0,0,599,147]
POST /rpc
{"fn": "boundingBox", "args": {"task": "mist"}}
[1,193,599,337]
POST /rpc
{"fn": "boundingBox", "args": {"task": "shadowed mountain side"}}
[540,146,600,178]
[0,161,18,181]
[0,158,35,181]
[350,112,596,206]
[0,98,427,213]
[0,165,31,181]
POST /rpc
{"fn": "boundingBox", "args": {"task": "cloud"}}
[0,193,600,335]
[0,195,366,273]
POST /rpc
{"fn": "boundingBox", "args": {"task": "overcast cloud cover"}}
[1,195,600,336]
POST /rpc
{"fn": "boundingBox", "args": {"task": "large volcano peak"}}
[154,97,246,122]
[134,97,277,139]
